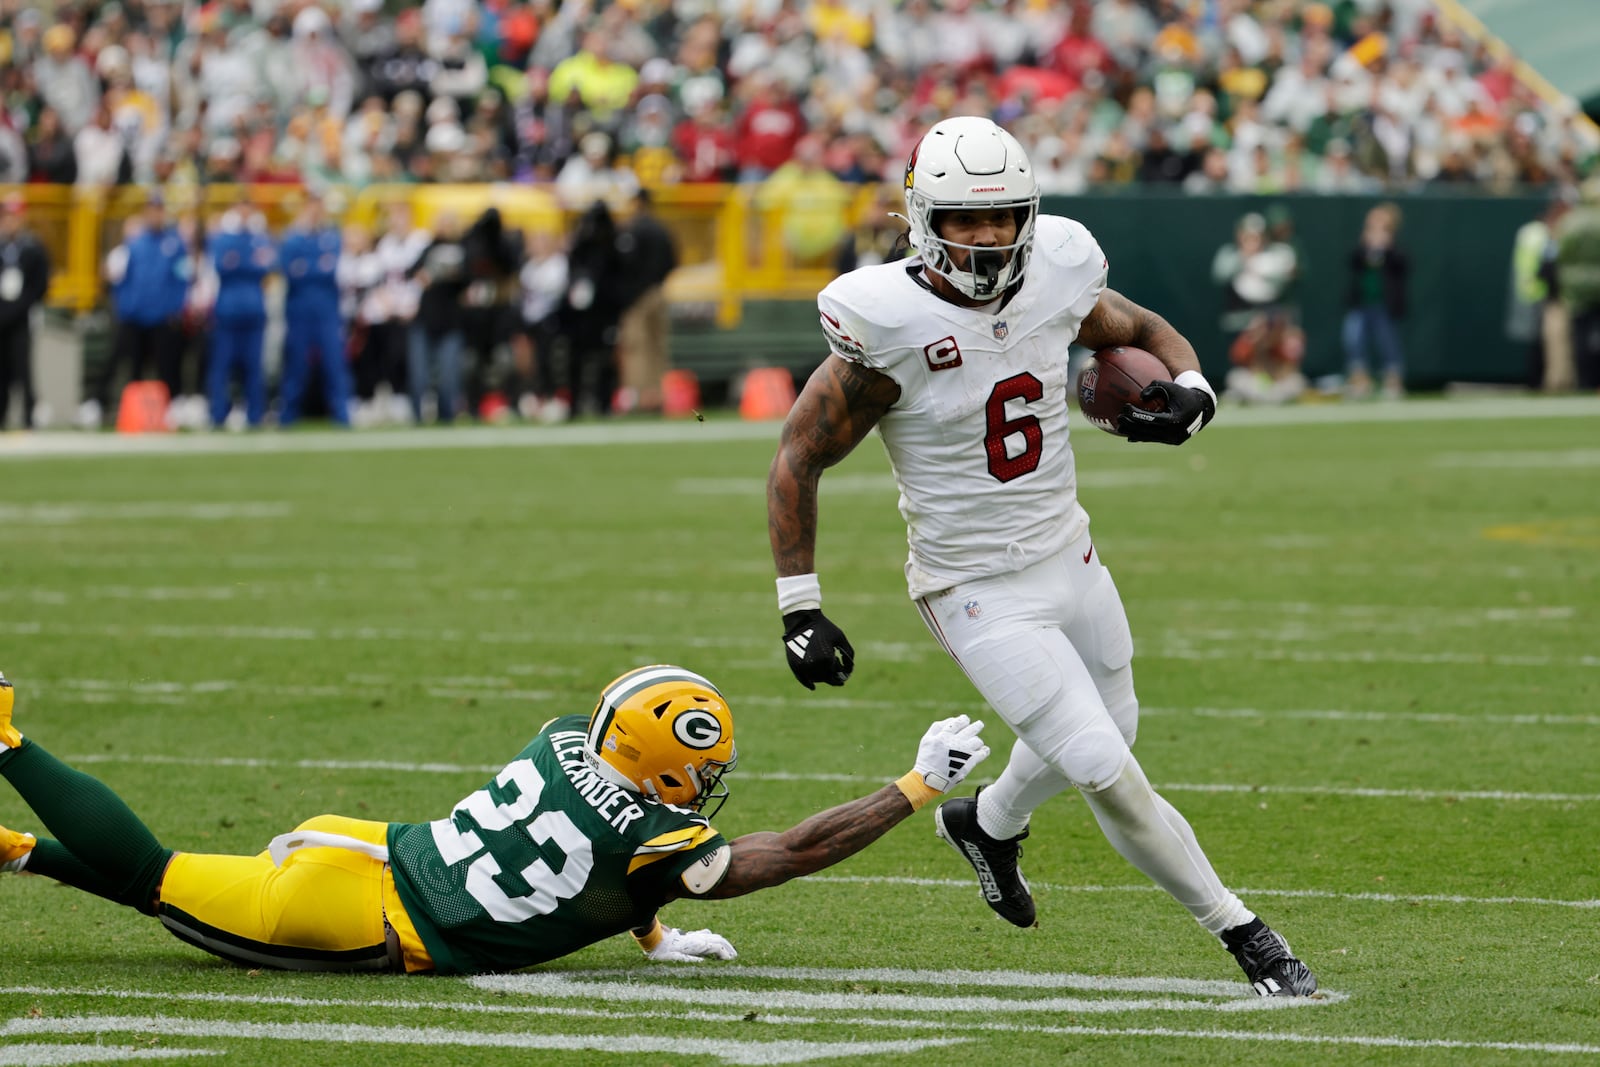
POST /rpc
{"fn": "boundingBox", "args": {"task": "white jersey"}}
[817,214,1108,598]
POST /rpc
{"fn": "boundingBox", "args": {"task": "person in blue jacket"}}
[278,193,351,427]
[91,194,191,423]
[206,202,276,429]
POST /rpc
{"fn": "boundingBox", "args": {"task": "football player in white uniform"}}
[766,116,1317,997]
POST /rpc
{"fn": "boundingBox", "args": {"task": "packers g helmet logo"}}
[673,709,724,750]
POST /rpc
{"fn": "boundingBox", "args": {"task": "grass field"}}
[1,396,1597,1066]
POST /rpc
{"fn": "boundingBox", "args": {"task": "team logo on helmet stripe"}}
[588,665,722,750]
[672,709,724,750]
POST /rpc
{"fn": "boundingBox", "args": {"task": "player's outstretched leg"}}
[934,788,1036,927]
[1221,917,1318,997]
[0,671,174,912]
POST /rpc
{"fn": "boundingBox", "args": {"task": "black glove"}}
[782,609,855,690]
[1117,380,1216,445]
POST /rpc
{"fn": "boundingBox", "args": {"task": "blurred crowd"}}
[0,0,1595,201]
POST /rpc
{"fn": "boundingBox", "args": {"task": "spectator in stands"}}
[734,73,806,183]
[73,102,128,190]
[834,184,908,275]
[24,107,77,185]
[87,196,188,430]
[673,99,737,184]
[33,23,97,136]
[206,198,275,429]
[614,189,678,416]
[1555,182,1600,391]
[547,29,638,124]
[278,193,352,428]
[756,134,851,266]
[407,210,470,424]
[1342,202,1410,400]
[555,131,639,211]
[0,194,51,430]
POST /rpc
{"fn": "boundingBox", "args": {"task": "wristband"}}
[1175,369,1217,405]
[631,916,664,953]
[894,770,943,812]
[776,573,823,614]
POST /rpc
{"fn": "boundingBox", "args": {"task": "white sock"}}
[1080,758,1253,935]
[977,738,1073,840]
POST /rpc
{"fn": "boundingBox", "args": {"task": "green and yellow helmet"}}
[584,665,737,814]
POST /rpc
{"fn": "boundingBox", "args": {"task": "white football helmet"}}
[903,116,1040,300]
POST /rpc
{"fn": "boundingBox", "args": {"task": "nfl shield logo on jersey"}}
[992,320,1008,340]
[964,600,982,619]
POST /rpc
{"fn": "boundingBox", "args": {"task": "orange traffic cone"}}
[661,369,701,418]
[115,381,172,434]
[738,367,797,421]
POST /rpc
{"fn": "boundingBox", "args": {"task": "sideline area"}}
[0,394,1597,461]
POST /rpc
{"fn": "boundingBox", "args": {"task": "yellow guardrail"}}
[0,182,889,328]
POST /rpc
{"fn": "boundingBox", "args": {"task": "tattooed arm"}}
[767,355,900,577]
[668,714,991,900]
[1075,287,1201,379]
[685,785,915,899]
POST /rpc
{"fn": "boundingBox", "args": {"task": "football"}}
[1076,346,1172,436]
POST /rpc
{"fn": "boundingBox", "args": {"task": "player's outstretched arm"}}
[686,716,989,900]
[767,355,899,689]
[1078,288,1216,446]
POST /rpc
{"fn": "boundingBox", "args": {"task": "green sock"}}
[0,739,172,915]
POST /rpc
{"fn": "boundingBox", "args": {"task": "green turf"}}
[1,404,1597,1065]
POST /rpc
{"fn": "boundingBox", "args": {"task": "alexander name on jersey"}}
[546,728,648,834]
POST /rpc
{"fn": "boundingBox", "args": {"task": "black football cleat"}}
[934,792,1036,927]
[1221,918,1318,996]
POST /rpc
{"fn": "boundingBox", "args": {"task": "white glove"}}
[912,714,990,792]
[644,925,738,963]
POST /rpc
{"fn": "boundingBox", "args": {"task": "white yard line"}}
[0,1017,962,1066]
[0,502,291,522]
[802,875,1600,910]
[9,978,1598,1057]
[471,972,1333,1015]
[44,747,1600,806]
[7,618,1596,670]
[0,1048,218,1066]
[2,396,1597,463]
[1433,449,1600,468]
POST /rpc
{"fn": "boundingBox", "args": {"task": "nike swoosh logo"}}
[1082,544,1093,564]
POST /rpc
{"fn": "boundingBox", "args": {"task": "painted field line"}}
[7,984,1596,1057]
[527,965,1263,998]
[803,875,1600,911]
[472,973,1336,1015]
[675,470,1169,494]
[9,618,1595,672]
[1433,449,1600,468]
[0,1017,962,1066]
[0,502,291,522]
[1150,644,1600,669]
[1150,705,1600,727]
[49,748,1600,805]
[0,1048,218,1066]
[847,1016,1600,1058]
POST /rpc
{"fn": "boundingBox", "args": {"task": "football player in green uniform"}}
[0,665,988,973]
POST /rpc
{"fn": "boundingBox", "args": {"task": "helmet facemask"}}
[901,116,1041,301]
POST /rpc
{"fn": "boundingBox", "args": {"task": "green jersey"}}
[386,714,727,975]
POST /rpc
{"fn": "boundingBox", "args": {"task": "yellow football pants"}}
[157,814,432,973]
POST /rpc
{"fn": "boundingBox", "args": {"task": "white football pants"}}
[916,530,1251,935]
